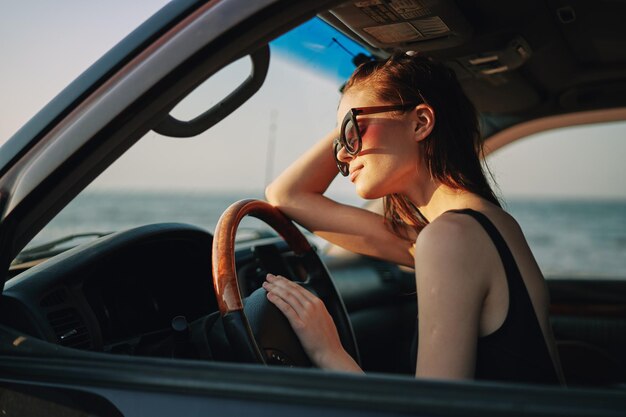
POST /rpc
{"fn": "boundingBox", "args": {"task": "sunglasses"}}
[333,103,419,176]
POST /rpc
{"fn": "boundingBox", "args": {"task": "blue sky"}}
[1,1,625,200]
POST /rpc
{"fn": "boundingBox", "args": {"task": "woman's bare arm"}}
[265,129,415,267]
[413,216,489,380]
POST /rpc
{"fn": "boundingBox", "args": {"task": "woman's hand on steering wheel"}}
[263,273,363,373]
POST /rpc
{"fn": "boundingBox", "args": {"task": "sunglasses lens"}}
[344,119,359,153]
[338,161,349,176]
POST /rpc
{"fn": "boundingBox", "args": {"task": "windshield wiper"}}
[13,232,111,265]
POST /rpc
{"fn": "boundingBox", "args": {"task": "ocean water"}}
[504,199,626,279]
[27,190,626,279]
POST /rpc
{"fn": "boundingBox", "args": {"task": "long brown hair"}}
[343,53,500,238]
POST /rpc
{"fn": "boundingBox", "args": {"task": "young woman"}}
[264,53,564,384]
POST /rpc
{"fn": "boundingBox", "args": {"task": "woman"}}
[264,53,564,384]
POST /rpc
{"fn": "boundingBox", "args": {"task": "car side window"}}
[486,121,626,279]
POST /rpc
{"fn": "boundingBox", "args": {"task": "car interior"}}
[0,0,625,399]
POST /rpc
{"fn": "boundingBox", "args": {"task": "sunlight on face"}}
[336,90,423,199]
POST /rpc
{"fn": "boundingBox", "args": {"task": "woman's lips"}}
[349,167,362,183]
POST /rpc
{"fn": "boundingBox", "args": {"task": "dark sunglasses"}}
[333,103,420,176]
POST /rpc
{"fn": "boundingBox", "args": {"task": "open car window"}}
[487,121,626,279]
[18,17,369,255]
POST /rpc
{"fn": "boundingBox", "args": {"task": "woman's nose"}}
[336,145,355,163]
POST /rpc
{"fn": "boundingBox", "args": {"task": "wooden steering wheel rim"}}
[212,199,312,314]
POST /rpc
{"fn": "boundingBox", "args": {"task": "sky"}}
[1,0,625,201]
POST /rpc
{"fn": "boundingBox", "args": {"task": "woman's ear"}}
[412,104,435,142]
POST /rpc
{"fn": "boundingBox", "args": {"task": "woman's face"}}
[336,89,424,199]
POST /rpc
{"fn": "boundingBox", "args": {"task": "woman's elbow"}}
[265,181,290,206]
[265,182,278,204]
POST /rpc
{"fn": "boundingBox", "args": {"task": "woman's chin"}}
[355,183,384,200]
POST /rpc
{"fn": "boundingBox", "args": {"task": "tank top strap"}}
[445,208,521,287]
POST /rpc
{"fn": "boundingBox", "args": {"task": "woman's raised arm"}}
[265,128,415,267]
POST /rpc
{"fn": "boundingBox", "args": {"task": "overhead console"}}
[326,0,472,53]
[322,0,542,115]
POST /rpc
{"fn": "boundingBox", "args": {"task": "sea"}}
[26,190,626,280]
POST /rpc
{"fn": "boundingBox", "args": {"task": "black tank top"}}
[411,209,559,384]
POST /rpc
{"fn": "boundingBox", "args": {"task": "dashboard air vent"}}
[47,308,92,349]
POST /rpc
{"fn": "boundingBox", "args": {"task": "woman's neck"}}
[406,182,485,223]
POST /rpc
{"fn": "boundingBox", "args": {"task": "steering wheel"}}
[212,199,360,367]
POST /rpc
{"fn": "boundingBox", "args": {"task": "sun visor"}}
[329,0,472,52]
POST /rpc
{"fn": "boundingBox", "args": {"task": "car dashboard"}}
[0,222,417,373]
[1,224,217,354]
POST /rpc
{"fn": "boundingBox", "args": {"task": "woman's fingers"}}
[265,290,305,330]
[266,274,315,297]
[262,274,308,313]
[264,273,330,326]
[263,274,324,325]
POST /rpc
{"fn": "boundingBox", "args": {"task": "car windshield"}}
[9,15,370,253]
[2,4,625,281]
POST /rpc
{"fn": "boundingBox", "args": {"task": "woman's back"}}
[432,207,561,383]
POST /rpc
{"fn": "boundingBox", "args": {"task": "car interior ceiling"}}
[322,0,626,138]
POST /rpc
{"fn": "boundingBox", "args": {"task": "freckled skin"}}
[335,90,425,200]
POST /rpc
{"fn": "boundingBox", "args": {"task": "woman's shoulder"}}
[416,208,487,247]
[414,212,479,264]
[414,206,518,269]
[413,210,494,295]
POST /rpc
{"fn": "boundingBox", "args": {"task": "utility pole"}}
[265,109,278,189]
